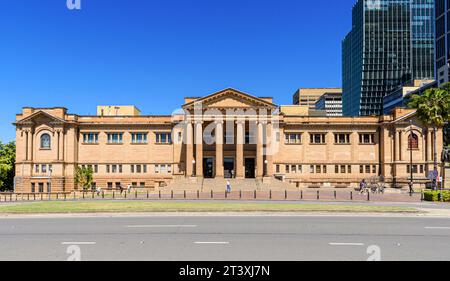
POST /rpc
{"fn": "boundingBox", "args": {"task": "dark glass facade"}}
[342,0,435,116]
[435,0,450,85]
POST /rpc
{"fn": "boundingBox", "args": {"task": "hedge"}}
[423,190,450,202]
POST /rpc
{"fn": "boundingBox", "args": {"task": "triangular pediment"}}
[15,111,67,126]
[183,88,277,110]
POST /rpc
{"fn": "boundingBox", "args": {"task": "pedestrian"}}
[127,184,133,194]
[119,185,124,195]
[359,179,366,194]
[409,182,414,196]
[226,180,232,194]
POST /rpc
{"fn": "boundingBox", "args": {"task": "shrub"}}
[424,190,450,202]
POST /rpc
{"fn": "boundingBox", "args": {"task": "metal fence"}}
[0,189,424,203]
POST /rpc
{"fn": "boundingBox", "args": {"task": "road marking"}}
[126,225,197,228]
[329,243,365,246]
[61,242,96,245]
[194,242,230,245]
[425,227,450,230]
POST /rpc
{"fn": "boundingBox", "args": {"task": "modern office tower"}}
[315,92,343,116]
[342,0,435,116]
[436,0,450,85]
[292,88,342,108]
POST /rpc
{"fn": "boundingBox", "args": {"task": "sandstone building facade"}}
[13,89,443,192]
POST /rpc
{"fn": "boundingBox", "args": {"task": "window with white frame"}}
[107,133,123,144]
[83,133,99,144]
[131,133,148,144]
[156,133,172,144]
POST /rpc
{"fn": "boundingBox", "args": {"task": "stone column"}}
[215,121,224,178]
[185,122,194,177]
[394,130,400,162]
[398,131,403,161]
[265,122,274,177]
[195,121,203,177]
[256,122,264,178]
[25,130,29,161]
[236,120,245,178]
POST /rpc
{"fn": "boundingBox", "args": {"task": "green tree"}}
[408,88,450,180]
[0,142,16,191]
[74,166,94,191]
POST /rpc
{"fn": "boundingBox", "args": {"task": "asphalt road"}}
[0,215,449,261]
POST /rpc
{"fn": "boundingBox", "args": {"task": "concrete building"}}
[315,92,343,117]
[343,0,436,116]
[383,80,436,115]
[292,88,342,108]
[13,88,443,192]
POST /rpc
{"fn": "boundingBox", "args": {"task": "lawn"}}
[0,201,419,214]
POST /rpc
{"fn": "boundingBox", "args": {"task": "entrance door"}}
[245,158,256,179]
[224,158,235,178]
[203,158,214,178]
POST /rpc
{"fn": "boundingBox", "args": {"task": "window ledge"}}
[106,143,124,145]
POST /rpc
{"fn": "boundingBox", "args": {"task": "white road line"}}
[425,227,450,230]
[329,243,365,246]
[126,225,197,228]
[61,242,96,245]
[194,242,230,245]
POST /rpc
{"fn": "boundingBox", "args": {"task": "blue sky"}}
[0,0,356,142]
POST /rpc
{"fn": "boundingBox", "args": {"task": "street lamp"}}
[192,159,196,177]
[409,120,414,196]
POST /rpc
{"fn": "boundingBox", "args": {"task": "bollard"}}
[317,190,320,200]
[211,190,213,199]
[124,192,127,199]
[135,190,138,199]
[74,191,76,200]
[225,190,228,199]
[159,190,161,199]
[367,192,370,201]
[64,193,67,201]
[301,190,303,200]
[92,192,95,199]
[147,190,149,199]
[334,191,337,200]
[240,190,242,199]
[197,190,200,199]
[350,191,353,201]
[34,194,36,201]
[102,191,105,199]
[113,191,115,199]
[82,192,85,199]
[27,194,30,201]
[184,190,186,199]
[285,190,288,200]
[421,190,424,201]
[270,190,272,199]
[40,194,43,201]
[171,190,174,199]
[254,190,257,199]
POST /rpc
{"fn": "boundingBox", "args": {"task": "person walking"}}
[226,180,232,194]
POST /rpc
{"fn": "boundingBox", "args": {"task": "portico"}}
[182,89,277,179]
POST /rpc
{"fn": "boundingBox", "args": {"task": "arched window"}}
[40,133,51,149]
[408,133,419,150]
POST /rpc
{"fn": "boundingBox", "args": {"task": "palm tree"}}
[409,88,450,188]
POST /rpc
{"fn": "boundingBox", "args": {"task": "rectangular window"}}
[310,165,315,174]
[156,133,172,144]
[115,182,121,189]
[365,165,370,174]
[298,165,303,173]
[31,183,36,193]
[106,165,110,173]
[323,165,327,174]
[372,165,377,174]
[38,183,44,193]
[348,165,352,173]
[359,133,375,144]
[35,165,40,173]
[340,165,346,174]
[276,165,280,173]
[41,165,47,174]
[94,165,98,173]
[136,165,142,173]
[291,165,297,173]
[119,165,122,173]
[334,133,350,144]
[131,133,148,144]
[285,133,302,144]
[286,165,290,173]
[83,133,99,144]
[155,165,159,174]
[132,182,137,187]
[140,182,145,187]
[335,165,339,174]
[131,165,135,173]
[107,182,113,189]
[143,165,147,173]
[310,134,326,144]
[316,165,321,174]
[112,165,117,173]
[107,133,123,144]
[360,165,364,174]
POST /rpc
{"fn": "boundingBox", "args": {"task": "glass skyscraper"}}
[342,0,435,116]
[436,0,450,85]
